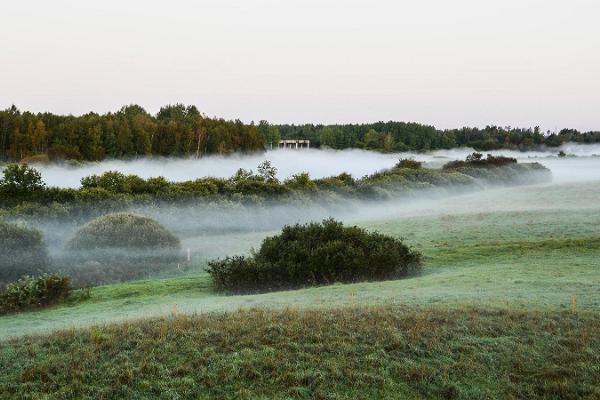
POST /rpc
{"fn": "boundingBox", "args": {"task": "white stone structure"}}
[278,139,310,149]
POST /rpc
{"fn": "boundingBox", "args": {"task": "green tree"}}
[114,118,133,157]
[382,132,395,152]
[0,163,45,194]
[320,127,336,148]
[258,120,281,150]
[83,125,104,160]
[31,120,48,154]
[364,129,382,149]
[257,160,278,182]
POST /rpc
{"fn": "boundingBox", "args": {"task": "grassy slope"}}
[1,307,599,399]
[1,207,599,338]
[1,182,600,398]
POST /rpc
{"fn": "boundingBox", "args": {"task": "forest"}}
[278,122,600,152]
[0,104,264,162]
[2,104,600,162]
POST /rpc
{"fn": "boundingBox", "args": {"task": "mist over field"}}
[33,142,600,188]
[4,143,600,400]
[21,144,599,275]
[4,144,600,337]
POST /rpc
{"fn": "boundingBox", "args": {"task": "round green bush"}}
[208,219,421,293]
[67,213,180,250]
[0,220,49,286]
[63,213,181,286]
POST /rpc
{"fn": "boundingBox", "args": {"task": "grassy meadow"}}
[1,178,599,398]
[2,307,599,399]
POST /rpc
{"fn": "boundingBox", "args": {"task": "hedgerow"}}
[0,161,552,240]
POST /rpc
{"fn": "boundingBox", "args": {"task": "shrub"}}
[396,158,422,169]
[313,173,356,192]
[443,153,517,169]
[207,219,421,293]
[64,213,181,279]
[0,220,49,286]
[284,172,317,191]
[80,171,130,193]
[67,213,180,250]
[0,274,71,314]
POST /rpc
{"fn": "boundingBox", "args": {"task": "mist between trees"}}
[0,156,551,287]
[0,156,550,220]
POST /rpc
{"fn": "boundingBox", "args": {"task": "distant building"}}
[279,139,310,149]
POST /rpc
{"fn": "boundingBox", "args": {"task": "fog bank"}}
[29,142,600,188]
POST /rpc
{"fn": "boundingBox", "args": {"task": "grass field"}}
[1,182,599,337]
[2,307,599,399]
[1,180,599,398]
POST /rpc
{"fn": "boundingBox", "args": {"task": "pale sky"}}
[1,0,599,131]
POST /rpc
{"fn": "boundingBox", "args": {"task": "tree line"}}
[0,104,264,162]
[2,103,599,162]
[277,122,600,152]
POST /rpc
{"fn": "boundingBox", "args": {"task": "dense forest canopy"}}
[1,104,599,162]
[0,104,264,162]
[277,122,600,152]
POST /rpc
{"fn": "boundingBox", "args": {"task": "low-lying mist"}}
[37,149,400,188]
[7,143,600,286]
[32,142,600,188]
[32,177,600,283]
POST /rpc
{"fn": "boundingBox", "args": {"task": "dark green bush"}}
[207,219,421,293]
[443,153,517,169]
[0,274,71,314]
[80,171,132,193]
[0,220,49,286]
[314,173,356,192]
[396,158,422,169]
[284,172,317,191]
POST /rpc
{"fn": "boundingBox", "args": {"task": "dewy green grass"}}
[0,163,599,398]
[1,306,599,399]
[1,206,599,338]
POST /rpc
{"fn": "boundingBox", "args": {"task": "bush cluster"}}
[0,220,49,286]
[443,152,517,169]
[0,274,71,314]
[396,158,423,169]
[207,219,421,293]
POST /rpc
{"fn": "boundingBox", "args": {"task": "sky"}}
[1,0,599,131]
